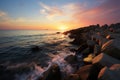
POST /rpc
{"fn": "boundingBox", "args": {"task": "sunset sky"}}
[0,0,120,30]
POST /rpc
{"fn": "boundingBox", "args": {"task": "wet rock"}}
[76,65,92,80]
[69,48,77,53]
[65,74,81,80]
[92,53,120,67]
[42,64,62,80]
[31,46,42,52]
[98,64,120,80]
[76,43,88,55]
[64,55,77,64]
[0,64,33,80]
[102,39,120,59]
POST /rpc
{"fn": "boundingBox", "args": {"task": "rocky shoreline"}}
[63,23,120,80]
[0,23,120,80]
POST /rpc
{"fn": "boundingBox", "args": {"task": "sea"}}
[0,30,76,80]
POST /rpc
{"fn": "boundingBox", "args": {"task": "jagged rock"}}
[102,39,120,59]
[76,43,88,55]
[64,55,77,64]
[92,53,120,67]
[94,44,101,56]
[98,64,120,80]
[42,64,62,80]
[76,65,92,80]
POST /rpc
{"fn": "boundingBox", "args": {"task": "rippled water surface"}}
[0,30,75,80]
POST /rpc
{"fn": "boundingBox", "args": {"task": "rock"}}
[56,32,61,34]
[0,64,33,80]
[87,40,96,47]
[0,65,15,80]
[65,74,81,80]
[76,43,88,55]
[92,53,120,67]
[87,63,103,80]
[75,63,103,80]
[42,64,62,80]
[76,65,92,80]
[102,39,120,59]
[87,40,95,53]
[106,33,120,39]
[69,48,77,53]
[31,46,41,52]
[64,55,77,64]
[98,64,120,80]
[81,48,90,58]
[94,44,101,56]
[83,54,94,64]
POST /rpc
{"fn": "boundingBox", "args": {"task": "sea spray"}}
[14,63,45,80]
[48,51,75,76]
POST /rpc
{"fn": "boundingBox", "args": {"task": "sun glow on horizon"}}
[58,25,68,32]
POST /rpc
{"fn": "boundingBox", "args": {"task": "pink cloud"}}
[72,0,120,26]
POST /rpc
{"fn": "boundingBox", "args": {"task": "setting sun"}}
[59,25,68,32]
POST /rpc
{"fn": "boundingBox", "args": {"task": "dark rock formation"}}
[64,55,77,64]
[31,46,42,52]
[102,39,120,60]
[42,64,62,80]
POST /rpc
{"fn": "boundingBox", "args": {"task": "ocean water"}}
[0,30,75,80]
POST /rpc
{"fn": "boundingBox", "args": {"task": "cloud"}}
[72,0,120,26]
[0,11,10,23]
[40,2,64,19]
[0,11,7,17]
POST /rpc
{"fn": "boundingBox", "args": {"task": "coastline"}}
[0,23,120,80]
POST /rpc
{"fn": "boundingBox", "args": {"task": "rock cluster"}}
[63,23,120,80]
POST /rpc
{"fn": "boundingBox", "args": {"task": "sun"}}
[59,25,68,32]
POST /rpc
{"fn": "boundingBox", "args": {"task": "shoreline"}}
[0,23,120,80]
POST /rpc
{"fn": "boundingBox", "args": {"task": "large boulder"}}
[75,64,103,80]
[98,64,120,80]
[106,33,120,39]
[102,39,120,60]
[76,65,92,80]
[92,53,120,67]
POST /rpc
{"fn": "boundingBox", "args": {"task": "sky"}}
[0,0,120,30]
